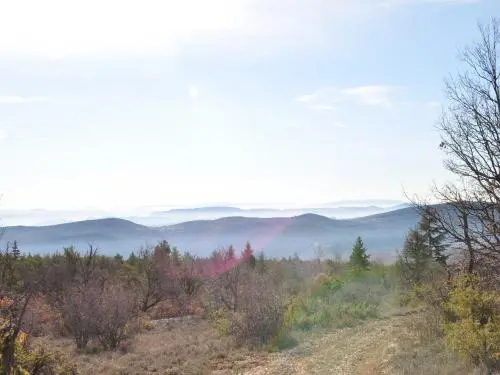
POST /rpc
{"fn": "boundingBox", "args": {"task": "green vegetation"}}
[348,236,370,274]
[443,274,500,371]
[285,268,397,333]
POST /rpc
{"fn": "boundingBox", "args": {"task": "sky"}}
[0,0,499,210]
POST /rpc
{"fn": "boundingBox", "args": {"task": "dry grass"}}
[31,318,270,375]
[28,309,488,375]
[383,308,480,375]
[240,309,486,375]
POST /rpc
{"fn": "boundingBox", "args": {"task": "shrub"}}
[61,284,100,349]
[208,308,231,336]
[228,275,287,347]
[314,275,343,299]
[22,296,54,337]
[0,328,77,375]
[139,315,155,331]
[443,274,500,372]
[94,283,138,350]
[20,346,78,375]
[284,269,393,331]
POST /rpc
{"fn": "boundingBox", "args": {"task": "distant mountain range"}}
[317,199,406,208]
[0,205,421,260]
[154,205,405,215]
[146,204,410,226]
[0,202,410,227]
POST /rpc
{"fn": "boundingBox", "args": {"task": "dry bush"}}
[228,274,287,347]
[21,296,54,337]
[172,256,204,315]
[61,283,101,349]
[94,283,139,350]
[205,247,242,312]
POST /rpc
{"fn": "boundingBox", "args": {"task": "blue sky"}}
[0,0,498,210]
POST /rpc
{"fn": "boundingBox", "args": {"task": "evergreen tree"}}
[418,208,448,268]
[348,236,370,272]
[171,246,182,266]
[154,240,171,256]
[183,251,194,261]
[114,253,124,263]
[127,251,138,265]
[11,240,20,259]
[241,241,256,269]
[256,251,266,274]
[398,228,433,286]
[227,245,236,260]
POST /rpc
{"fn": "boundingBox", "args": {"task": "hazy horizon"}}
[0,198,408,226]
[0,197,406,211]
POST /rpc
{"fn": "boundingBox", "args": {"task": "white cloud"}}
[312,104,336,111]
[296,85,400,110]
[0,0,471,59]
[295,87,343,109]
[0,96,48,104]
[0,0,348,58]
[0,130,6,140]
[341,85,398,107]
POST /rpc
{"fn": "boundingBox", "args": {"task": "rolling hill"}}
[0,206,423,259]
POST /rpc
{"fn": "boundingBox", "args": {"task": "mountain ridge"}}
[0,206,423,259]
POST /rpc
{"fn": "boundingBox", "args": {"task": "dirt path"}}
[241,312,415,375]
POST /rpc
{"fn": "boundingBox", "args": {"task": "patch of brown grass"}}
[384,309,480,375]
[31,318,270,375]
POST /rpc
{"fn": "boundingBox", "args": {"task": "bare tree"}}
[171,253,203,315]
[206,246,242,312]
[415,18,500,279]
[133,246,170,313]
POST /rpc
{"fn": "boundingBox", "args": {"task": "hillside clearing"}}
[243,310,474,375]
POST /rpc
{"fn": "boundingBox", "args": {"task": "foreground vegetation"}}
[0,225,495,374]
[0,236,397,373]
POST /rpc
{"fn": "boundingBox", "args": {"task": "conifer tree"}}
[398,228,433,285]
[171,246,182,266]
[348,236,370,272]
[11,240,20,259]
[127,251,138,265]
[418,208,448,268]
[242,241,256,269]
[227,245,236,260]
[256,251,266,274]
